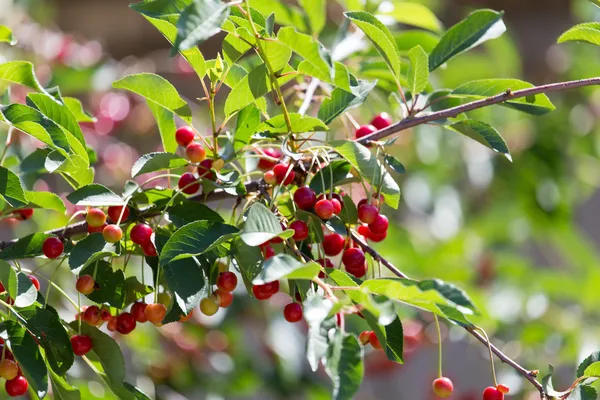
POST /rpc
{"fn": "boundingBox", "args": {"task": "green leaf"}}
[21,191,66,214]
[383,155,406,174]
[567,386,597,400]
[344,11,401,79]
[382,2,442,33]
[232,238,263,292]
[363,312,404,363]
[339,194,358,225]
[159,221,239,266]
[113,73,192,123]
[257,113,328,136]
[69,233,121,275]
[452,78,555,116]
[0,166,27,206]
[299,0,326,35]
[262,40,293,73]
[15,272,37,308]
[309,160,354,193]
[318,79,377,125]
[162,257,206,316]
[146,101,179,154]
[558,22,600,47]
[304,294,335,371]
[49,369,81,400]
[24,307,74,375]
[429,10,505,72]
[394,30,440,54]
[81,261,126,308]
[0,233,53,260]
[241,202,293,246]
[331,141,400,209]
[66,184,123,206]
[222,29,253,65]
[63,97,96,123]
[167,198,224,227]
[578,352,600,377]
[583,362,600,377]
[173,0,230,52]
[0,25,17,45]
[447,120,511,160]
[325,331,364,400]
[0,261,17,299]
[123,276,153,306]
[67,322,126,386]
[46,152,94,188]
[407,45,429,96]
[252,0,308,32]
[234,105,260,152]
[4,321,49,398]
[0,61,45,93]
[417,279,478,313]
[253,254,320,284]
[130,0,192,18]
[132,152,188,177]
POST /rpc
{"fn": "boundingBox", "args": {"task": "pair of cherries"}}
[432,377,509,399]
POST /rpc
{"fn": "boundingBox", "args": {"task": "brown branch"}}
[356,77,600,145]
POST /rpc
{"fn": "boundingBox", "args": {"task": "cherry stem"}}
[44,257,67,309]
[433,314,443,379]
[476,326,498,387]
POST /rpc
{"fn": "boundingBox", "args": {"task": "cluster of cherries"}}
[358,330,382,349]
[0,338,29,397]
[431,377,509,399]
[174,126,215,195]
[354,112,393,139]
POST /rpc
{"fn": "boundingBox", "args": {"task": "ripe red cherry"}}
[71,335,93,356]
[263,245,275,259]
[314,199,334,220]
[83,305,102,326]
[178,172,200,194]
[432,377,454,398]
[76,275,95,295]
[323,233,345,256]
[116,312,136,334]
[346,262,367,278]
[252,281,279,300]
[130,223,153,246]
[186,142,206,163]
[28,276,40,291]
[175,126,195,147]
[368,214,389,234]
[257,147,283,170]
[86,208,106,228]
[483,386,504,400]
[496,384,510,394]
[283,303,303,323]
[293,187,317,210]
[141,241,158,257]
[357,225,370,238]
[198,159,216,180]
[368,229,387,242]
[100,306,112,321]
[42,237,64,259]
[214,289,233,308]
[130,302,148,323]
[290,220,309,241]
[355,124,376,139]
[331,198,342,215]
[264,170,277,185]
[273,164,295,185]
[358,204,379,224]
[5,375,28,397]
[358,331,371,345]
[107,317,118,332]
[216,272,238,292]
[13,208,33,220]
[369,331,382,349]
[145,303,167,325]
[107,205,130,222]
[102,224,123,243]
[342,248,365,269]
[370,112,393,130]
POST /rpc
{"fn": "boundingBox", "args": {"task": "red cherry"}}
[88,223,107,234]
[178,172,200,194]
[83,306,102,326]
[252,284,272,300]
[342,248,365,269]
[130,302,148,323]
[331,198,342,215]
[186,142,206,163]
[265,280,279,295]
[86,208,106,228]
[42,237,64,259]
[346,262,367,278]
[359,331,371,345]
[317,192,344,206]
[102,224,123,243]
[357,196,381,209]
[483,386,504,400]
[116,312,136,334]
[290,220,309,241]
[322,233,345,256]
[145,303,167,325]
[107,205,130,223]
[270,223,286,244]
[355,124,376,139]
[358,204,379,224]
[130,224,153,246]
[263,245,275,260]
[357,225,370,238]
[368,229,387,242]
[214,289,233,308]
[100,306,112,321]
[141,241,158,257]
[76,275,95,295]
[107,317,118,332]
[70,335,93,356]
[5,375,28,397]
[432,377,454,398]
[283,303,303,323]
[368,214,389,234]
[314,199,334,220]
[293,187,317,210]
[370,112,393,130]
[28,276,40,291]
[257,147,283,170]
[369,331,382,349]
[317,258,334,269]
[175,126,195,147]
[273,164,295,185]
[216,272,238,292]
[0,282,4,293]
[264,170,277,185]
[13,208,33,220]
[496,384,510,394]
[198,159,216,180]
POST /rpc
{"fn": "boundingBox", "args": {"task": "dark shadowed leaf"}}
[173,0,230,52]
[162,257,206,315]
[447,120,511,160]
[69,234,121,275]
[325,331,364,400]
[0,166,27,206]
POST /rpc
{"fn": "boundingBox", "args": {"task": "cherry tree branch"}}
[356,77,600,145]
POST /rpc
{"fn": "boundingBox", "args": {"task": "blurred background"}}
[1,0,600,399]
